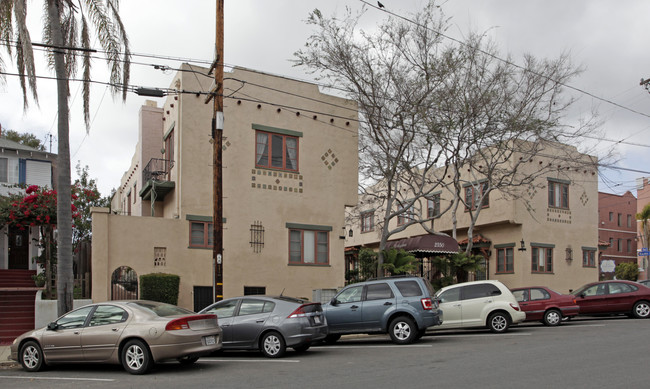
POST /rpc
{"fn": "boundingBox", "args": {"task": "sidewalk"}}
[0,345,15,365]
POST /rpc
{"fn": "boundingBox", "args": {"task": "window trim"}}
[496,247,514,274]
[252,124,302,173]
[582,247,596,268]
[188,219,213,249]
[463,181,489,211]
[361,211,375,233]
[287,223,331,266]
[547,178,569,209]
[531,245,554,274]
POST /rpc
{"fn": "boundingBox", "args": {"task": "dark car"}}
[199,295,327,358]
[322,276,443,344]
[511,286,579,326]
[570,280,650,318]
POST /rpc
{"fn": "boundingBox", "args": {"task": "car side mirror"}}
[579,293,586,298]
[330,297,338,306]
[47,322,59,331]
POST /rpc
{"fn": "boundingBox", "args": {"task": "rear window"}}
[395,280,423,297]
[462,284,502,300]
[366,283,394,300]
[129,301,194,317]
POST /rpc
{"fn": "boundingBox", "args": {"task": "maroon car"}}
[510,286,579,326]
[570,280,650,319]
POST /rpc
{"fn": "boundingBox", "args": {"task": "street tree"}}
[295,3,454,274]
[0,0,131,315]
[432,33,602,253]
[72,163,110,250]
[296,1,604,273]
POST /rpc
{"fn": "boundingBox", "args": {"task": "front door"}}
[8,227,29,269]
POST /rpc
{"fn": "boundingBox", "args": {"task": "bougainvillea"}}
[0,185,79,229]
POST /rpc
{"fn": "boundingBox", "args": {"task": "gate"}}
[111,266,138,300]
[193,286,213,312]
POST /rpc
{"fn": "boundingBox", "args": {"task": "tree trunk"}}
[48,0,74,316]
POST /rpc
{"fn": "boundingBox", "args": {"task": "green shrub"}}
[140,273,180,305]
[615,262,639,281]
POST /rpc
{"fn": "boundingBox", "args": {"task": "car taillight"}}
[288,305,309,318]
[421,297,433,310]
[509,303,521,311]
[166,314,216,331]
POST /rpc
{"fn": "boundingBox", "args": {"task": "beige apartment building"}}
[92,65,358,310]
[346,142,600,294]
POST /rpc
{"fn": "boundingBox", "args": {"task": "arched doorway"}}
[111,266,138,300]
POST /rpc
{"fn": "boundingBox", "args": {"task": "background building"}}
[598,191,637,280]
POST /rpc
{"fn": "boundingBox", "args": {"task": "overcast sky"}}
[1,0,649,198]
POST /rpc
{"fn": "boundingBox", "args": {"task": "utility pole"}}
[212,0,225,302]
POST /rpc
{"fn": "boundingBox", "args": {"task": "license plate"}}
[314,315,322,324]
[204,336,216,345]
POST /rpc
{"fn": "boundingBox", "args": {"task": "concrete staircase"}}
[0,270,38,345]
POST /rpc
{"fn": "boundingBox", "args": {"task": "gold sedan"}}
[10,300,222,374]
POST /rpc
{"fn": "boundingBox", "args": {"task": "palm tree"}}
[637,203,650,280]
[0,0,130,315]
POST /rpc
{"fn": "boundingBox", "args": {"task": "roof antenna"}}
[280,288,285,297]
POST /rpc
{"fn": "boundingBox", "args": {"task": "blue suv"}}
[322,276,443,344]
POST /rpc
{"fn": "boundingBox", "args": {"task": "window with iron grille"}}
[250,221,264,253]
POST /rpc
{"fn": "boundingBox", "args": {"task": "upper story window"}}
[627,214,632,228]
[465,182,489,211]
[617,213,622,227]
[361,211,375,233]
[255,131,299,171]
[397,205,416,226]
[427,194,441,218]
[548,179,569,209]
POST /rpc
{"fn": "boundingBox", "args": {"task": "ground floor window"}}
[496,247,514,273]
[582,248,596,267]
[287,223,331,265]
[532,246,553,273]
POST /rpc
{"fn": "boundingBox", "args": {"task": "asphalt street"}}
[0,316,647,389]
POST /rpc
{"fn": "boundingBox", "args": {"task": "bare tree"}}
[295,3,454,274]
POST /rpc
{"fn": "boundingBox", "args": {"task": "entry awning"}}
[384,233,459,255]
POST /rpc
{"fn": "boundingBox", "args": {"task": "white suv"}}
[433,280,525,333]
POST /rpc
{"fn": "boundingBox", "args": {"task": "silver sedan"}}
[10,300,222,374]
[200,295,327,357]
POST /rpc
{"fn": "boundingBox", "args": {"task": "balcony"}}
[140,158,175,202]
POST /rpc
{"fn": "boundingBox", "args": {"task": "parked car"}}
[199,295,327,358]
[510,286,579,326]
[570,280,650,318]
[323,276,442,344]
[10,300,222,374]
[433,280,526,333]
[638,280,650,287]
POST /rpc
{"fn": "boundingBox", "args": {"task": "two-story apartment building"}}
[0,137,55,271]
[598,191,637,280]
[92,65,359,310]
[346,141,600,293]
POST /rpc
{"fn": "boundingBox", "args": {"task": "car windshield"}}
[128,301,194,317]
[570,285,590,296]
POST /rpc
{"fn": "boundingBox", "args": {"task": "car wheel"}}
[121,339,153,375]
[177,356,199,365]
[632,301,650,318]
[543,309,562,326]
[293,344,311,353]
[19,340,46,372]
[388,316,417,345]
[260,331,286,358]
[323,334,341,344]
[488,312,510,333]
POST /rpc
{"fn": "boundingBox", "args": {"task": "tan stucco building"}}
[346,142,600,294]
[92,65,358,310]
